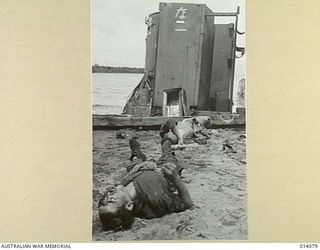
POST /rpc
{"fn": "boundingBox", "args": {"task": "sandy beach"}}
[92,127,247,241]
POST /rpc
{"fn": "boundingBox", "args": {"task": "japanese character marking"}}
[175,7,187,20]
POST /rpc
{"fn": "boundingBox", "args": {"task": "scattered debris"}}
[176,217,193,232]
[194,138,208,145]
[238,134,246,139]
[197,232,207,238]
[116,132,126,139]
[221,214,238,226]
[239,159,246,164]
[222,140,233,152]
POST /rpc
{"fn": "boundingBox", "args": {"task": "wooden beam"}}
[192,110,232,118]
[93,115,187,129]
[93,112,245,130]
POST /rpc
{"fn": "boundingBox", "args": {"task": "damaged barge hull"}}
[93,113,245,130]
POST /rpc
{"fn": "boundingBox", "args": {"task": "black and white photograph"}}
[92,0,246,241]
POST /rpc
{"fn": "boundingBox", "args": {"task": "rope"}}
[216,113,237,123]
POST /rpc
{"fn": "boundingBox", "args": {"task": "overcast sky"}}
[92,0,245,79]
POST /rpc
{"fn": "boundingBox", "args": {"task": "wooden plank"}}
[192,110,231,118]
[93,112,245,129]
[93,115,188,129]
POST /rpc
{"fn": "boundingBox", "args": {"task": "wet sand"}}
[92,128,247,241]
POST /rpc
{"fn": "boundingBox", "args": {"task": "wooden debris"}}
[93,111,245,130]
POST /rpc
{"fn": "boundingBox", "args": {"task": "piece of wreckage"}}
[93,2,246,130]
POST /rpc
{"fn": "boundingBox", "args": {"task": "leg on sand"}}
[127,136,147,172]
[129,135,147,161]
[160,118,183,144]
[158,139,183,176]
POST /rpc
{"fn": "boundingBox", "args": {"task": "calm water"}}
[92,73,143,115]
[92,73,245,114]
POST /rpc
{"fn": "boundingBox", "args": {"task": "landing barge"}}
[93,3,245,130]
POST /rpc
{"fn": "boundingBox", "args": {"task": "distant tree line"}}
[92,64,144,73]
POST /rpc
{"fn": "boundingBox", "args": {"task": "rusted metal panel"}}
[144,12,160,84]
[197,11,215,110]
[209,23,235,112]
[153,3,206,107]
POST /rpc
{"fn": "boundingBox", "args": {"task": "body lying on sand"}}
[98,116,215,231]
[92,123,248,241]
